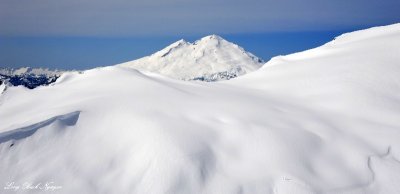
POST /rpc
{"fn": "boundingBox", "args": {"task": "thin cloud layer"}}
[0,0,399,36]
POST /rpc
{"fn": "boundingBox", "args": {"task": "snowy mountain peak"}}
[119,35,264,81]
[193,34,227,48]
[198,34,224,42]
[165,39,188,49]
[153,39,189,58]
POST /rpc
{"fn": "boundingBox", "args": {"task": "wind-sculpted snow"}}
[0,24,400,194]
[0,111,80,144]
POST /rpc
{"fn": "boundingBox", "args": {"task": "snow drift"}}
[1,24,400,194]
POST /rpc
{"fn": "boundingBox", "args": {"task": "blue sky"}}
[0,0,399,70]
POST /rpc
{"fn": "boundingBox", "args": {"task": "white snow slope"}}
[118,35,264,81]
[1,23,400,194]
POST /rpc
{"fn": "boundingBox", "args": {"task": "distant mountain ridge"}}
[0,67,64,76]
[118,35,264,81]
[0,67,65,89]
[1,35,264,89]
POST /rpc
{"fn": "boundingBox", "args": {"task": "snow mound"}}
[1,24,400,194]
[118,35,264,81]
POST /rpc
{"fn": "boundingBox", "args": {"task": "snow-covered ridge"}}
[118,35,264,81]
[232,23,400,117]
[328,23,400,45]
